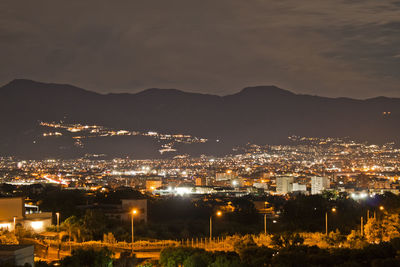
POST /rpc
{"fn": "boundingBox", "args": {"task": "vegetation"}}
[0,230,18,244]
[159,240,400,267]
[60,248,113,267]
[5,183,400,266]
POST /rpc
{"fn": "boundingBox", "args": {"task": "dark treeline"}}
[159,239,400,267]
[2,183,400,240]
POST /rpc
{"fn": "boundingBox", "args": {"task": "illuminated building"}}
[215,171,237,181]
[311,176,330,195]
[0,197,52,233]
[146,180,162,192]
[276,176,294,194]
[292,183,307,194]
[195,177,206,186]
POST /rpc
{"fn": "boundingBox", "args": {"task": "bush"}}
[60,247,113,267]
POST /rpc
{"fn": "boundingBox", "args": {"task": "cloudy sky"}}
[1,0,400,98]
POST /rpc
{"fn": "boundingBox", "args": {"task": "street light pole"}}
[325,212,328,235]
[361,217,364,236]
[326,208,336,235]
[264,214,267,235]
[209,216,212,241]
[210,211,222,241]
[131,213,134,251]
[56,212,60,231]
[131,209,138,253]
[13,216,17,232]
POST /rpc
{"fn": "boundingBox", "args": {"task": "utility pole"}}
[209,216,212,241]
[325,212,328,235]
[264,214,267,235]
[361,217,364,236]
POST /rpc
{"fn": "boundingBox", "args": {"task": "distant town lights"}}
[351,193,368,200]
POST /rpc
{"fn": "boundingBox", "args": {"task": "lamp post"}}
[56,212,60,231]
[361,217,364,236]
[13,216,17,232]
[378,206,384,220]
[210,211,222,241]
[131,209,138,252]
[264,214,267,235]
[325,208,336,235]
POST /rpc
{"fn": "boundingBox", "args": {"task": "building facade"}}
[276,176,294,194]
[311,176,330,195]
[0,197,52,233]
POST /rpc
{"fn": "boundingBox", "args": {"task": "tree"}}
[346,230,368,249]
[61,215,81,243]
[113,251,138,267]
[364,214,400,243]
[271,232,304,248]
[183,252,213,267]
[209,253,241,267]
[323,230,346,248]
[0,230,18,244]
[238,246,274,266]
[232,234,257,252]
[81,210,107,241]
[103,232,117,244]
[381,214,400,242]
[159,247,203,267]
[60,247,113,267]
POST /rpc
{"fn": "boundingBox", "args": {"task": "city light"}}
[0,223,11,230]
[30,221,44,231]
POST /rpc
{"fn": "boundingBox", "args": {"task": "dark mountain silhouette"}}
[1,79,399,159]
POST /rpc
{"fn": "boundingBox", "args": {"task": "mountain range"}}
[1,79,399,159]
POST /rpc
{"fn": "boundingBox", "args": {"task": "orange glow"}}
[132,209,138,215]
[331,208,336,212]
[216,211,222,216]
[379,206,384,211]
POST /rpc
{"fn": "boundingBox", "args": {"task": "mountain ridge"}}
[1,79,400,159]
[1,79,398,101]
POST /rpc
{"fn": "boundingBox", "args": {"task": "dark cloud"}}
[0,0,399,98]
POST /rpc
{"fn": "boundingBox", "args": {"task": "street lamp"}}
[264,214,267,235]
[56,212,60,231]
[131,209,138,252]
[326,208,336,235]
[210,211,222,240]
[379,206,384,211]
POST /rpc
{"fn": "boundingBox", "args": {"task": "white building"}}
[311,176,330,195]
[276,176,294,194]
[292,183,307,194]
[0,197,52,233]
[215,171,237,181]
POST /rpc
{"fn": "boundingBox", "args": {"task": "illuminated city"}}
[2,0,400,266]
[1,135,400,265]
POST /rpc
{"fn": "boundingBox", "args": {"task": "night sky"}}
[1,0,400,98]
